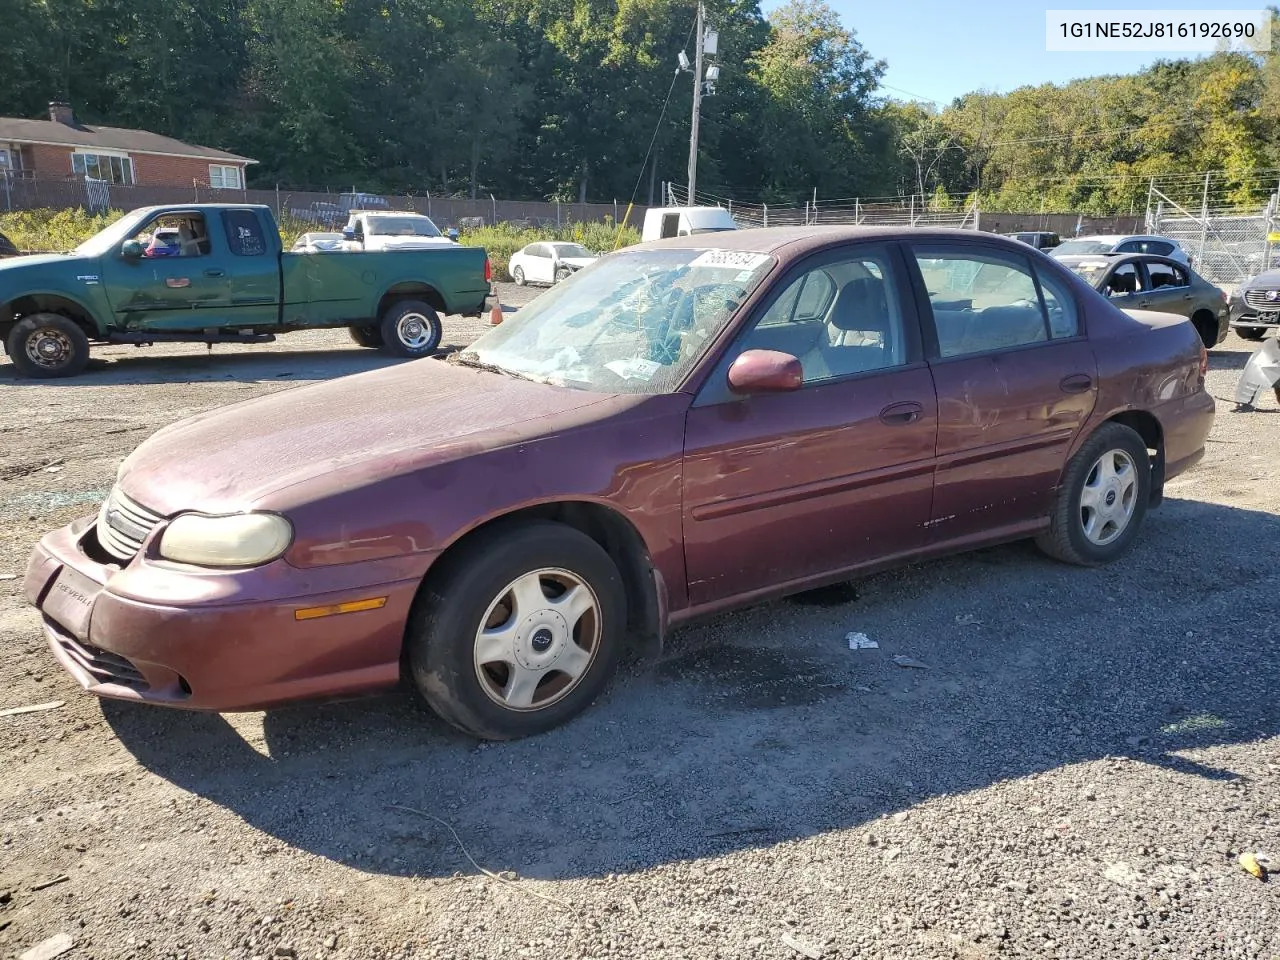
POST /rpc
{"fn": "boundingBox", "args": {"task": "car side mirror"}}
[727,349,804,395]
[120,239,145,259]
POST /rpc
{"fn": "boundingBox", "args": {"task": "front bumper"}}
[1229,299,1280,332]
[24,519,424,711]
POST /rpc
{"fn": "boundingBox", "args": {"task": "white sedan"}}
[508,242,597,286]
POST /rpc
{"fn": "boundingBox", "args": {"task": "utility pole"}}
[687,2,704,204]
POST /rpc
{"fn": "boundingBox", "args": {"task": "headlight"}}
[158,512,293,568]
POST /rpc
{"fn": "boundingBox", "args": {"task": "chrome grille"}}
[95,486,164,562]
[1243,289,1280,311]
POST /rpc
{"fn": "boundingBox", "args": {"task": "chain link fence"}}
[1146,172,1280,286]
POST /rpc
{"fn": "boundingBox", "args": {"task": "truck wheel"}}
[379,300,442,358]
[6,313,91,379]
[348,325,384,348]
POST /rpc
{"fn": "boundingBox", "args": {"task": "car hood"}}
[117,360,620,515]
[1242,269,1280,289]
[560,257,596,269]
[0,253,73,275]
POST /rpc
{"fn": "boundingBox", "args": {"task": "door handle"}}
[204,268,226,278]
[879,401,924,425]
[1136,299,1151,307]
[1060,373,1093,394]
[1181,294,1193,301]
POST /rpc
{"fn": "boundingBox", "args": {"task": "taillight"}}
[1198,342,1208,379]
[484,258,492,283]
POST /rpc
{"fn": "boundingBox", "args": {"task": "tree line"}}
[4,0,1280,213]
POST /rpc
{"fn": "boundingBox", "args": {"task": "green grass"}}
[0,208,640,278]
[0,207,123,253]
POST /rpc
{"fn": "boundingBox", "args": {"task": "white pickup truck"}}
[341,211,457,251]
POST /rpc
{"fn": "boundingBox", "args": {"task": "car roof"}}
[630,225,1035,259]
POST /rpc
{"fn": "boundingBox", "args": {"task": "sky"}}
[766,0,1249,106]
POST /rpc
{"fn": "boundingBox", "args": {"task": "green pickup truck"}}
[0,204,492,378]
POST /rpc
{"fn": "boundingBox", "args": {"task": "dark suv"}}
[1006,231,1060,251]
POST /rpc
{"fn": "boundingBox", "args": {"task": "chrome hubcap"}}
[474,568,600,711]
[27,328,72,368]
[396,313,433,349]
[1079,449,1138,546]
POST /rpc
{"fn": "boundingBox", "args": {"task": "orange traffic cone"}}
[488,301,503,326]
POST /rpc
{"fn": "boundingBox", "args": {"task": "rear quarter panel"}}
[1078,300,1213,475]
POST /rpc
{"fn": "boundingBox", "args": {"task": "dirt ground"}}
[1,289,1277,960]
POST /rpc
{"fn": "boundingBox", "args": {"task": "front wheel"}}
[1036,423,1150,566]
[379,299,442,358]
[1236,325,1267,342]
[554,266,571,283]
[512,266,525,286]
[6,313,91,379]
[407,521,626,740]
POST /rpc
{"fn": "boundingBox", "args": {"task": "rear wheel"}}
[1236,325,1267,341]
[1036,423,1151,566]
[407,521,626,740]
[1191,311,1218,348]
[6,313,91,379]
[378,299,442,358]
[347,325,383,348]
[512,265,526,286]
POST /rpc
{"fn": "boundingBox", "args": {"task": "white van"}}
[641,206,738,242]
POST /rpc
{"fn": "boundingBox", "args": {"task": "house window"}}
[209,165,241,190]
[71,152,134,185]
[0,149,11,174]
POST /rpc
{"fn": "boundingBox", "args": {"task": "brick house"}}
[0,101,255,190]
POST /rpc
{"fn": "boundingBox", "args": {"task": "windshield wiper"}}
[448,351,543,383]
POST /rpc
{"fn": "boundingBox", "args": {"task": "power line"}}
[623,13,699,216]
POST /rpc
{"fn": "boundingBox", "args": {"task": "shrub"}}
[0,208,123,253]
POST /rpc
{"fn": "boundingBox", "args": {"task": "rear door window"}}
[222,211,268,257]
[911,244,1062,357]
[1146,261,1188,289]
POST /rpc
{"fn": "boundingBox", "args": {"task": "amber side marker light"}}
[294,597,388,621]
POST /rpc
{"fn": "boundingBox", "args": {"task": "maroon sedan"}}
[24,227,1214,739]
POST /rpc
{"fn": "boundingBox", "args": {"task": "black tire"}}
[378,299,442,358]
[6,313,91,379]
[1236,325,1267,341]
[554,266,571,283]
[407,521,627,740]
[512,266,526,286]
[1036,423,1151,566]
[1190,311,1217,348]
[348,324,383,348]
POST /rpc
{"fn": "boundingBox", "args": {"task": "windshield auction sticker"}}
[689,250,772,272]
[1046,10,1270,51]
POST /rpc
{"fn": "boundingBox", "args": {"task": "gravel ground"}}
[1,290,1277,960]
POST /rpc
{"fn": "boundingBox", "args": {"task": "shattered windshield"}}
[459,248,775,394]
